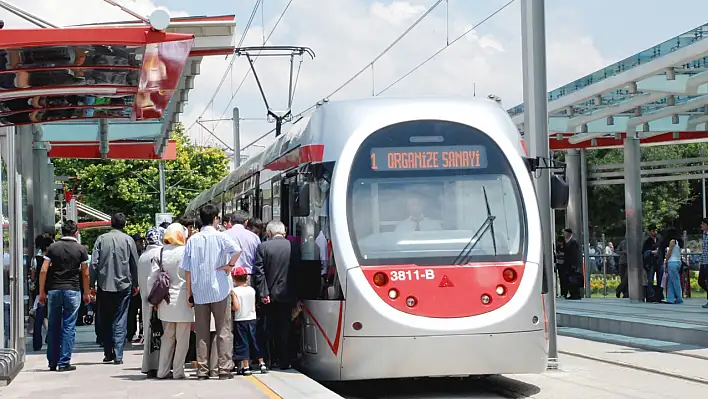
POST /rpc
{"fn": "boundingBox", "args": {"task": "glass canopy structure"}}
[508,22,708,150]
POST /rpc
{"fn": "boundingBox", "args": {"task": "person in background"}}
[137,228,163,378]
[177,216,200,367]
[561,228,582,300]
[699,219,708,308]
[663,228,684,304]
[247,218,265,241]
[92,213,139,365]
[231,266,267,375]
[254,220,300,369]
[554,235,566,298]
[155,223,193,380]
[225,212,261,288]
[181,204,241,380]
[31,233,54,351]
[615,234,629,298]
[222,213,233,231]
[38,220,90,372]
[642,224,663,301]
[128,233,145,344]
[178,217,202,239]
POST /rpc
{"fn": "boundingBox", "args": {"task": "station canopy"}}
[508,23,708,150]
[0,15,236,160]
[0,25,193,125]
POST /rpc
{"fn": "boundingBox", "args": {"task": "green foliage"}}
[588,272,705,296]
[586,143,707,237]
[53,124,229,247]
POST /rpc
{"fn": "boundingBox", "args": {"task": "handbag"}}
[149,309,163,353]
[147,248,171,306]
[660,268,668,289]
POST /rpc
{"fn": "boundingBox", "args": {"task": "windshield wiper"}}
[452,186,497,265]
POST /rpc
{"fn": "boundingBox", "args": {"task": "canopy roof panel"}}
[0,25,194,127]
[508,22,708,146]
[34,15,237,159]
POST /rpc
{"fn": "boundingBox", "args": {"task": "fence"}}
[569,232,705,298]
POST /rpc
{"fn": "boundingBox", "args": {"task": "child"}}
[231,266,267,375]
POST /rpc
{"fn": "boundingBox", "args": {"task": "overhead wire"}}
[242,0,515,152]
[204,0,294,144]
[185,0,263,136]
[377,0,515,95]
[240,0,444,151]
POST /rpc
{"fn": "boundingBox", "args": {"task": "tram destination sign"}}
[370,145,488,171]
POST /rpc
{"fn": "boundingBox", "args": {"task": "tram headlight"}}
[481,294,491,305]
[405,296,417,307]
[373,272,388,287]
[503,268,517,283]
[495,285,506,296]
[388,289,399,299]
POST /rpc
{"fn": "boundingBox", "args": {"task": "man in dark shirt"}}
[91,213,139,365]
[642,224,663,301]
[561,228,582,300]
[38,220,90,372]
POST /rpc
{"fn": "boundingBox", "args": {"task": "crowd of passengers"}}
[33,205,301,378]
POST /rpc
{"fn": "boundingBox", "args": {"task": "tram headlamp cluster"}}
[503,268,517,283]
[405,296,417,307]
[373,272,388,287]
[481,294,492,305]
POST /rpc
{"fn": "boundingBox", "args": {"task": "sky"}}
[5,0,708,159]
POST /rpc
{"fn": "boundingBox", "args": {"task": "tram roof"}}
[507,22,708,146]
[185,97,522,214]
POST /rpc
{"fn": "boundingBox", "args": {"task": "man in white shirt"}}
[395,193,442,232]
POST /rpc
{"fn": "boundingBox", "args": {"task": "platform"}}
[556,297,708,351]
[2,326,342,398]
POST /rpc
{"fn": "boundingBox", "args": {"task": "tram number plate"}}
[389,269,435,281]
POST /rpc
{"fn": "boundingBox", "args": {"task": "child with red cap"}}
[231,266,267,375]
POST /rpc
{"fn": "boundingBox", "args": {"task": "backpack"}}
[147,248,171,306]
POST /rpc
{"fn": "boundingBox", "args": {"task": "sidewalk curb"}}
[252,370,344,399]
[559,350,708,386]
[558,327,708,361]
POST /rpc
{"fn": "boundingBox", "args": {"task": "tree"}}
[53,123,229,247]
[585,143,707,239]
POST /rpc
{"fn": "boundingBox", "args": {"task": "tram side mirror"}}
[293,182,311,217]
[550,174,569,210]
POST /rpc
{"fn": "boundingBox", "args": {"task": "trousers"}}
[194,295,233,376]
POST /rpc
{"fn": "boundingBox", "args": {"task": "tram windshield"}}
[347,119,526,266]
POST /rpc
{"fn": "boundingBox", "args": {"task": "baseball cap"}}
[231,266,248,277]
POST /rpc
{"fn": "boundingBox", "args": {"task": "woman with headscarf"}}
[155,223,194,379]
[138,228,163,378]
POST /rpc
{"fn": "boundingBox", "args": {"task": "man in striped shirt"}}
[181,204,241,380]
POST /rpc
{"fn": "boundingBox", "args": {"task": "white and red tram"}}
[185,97,564,381]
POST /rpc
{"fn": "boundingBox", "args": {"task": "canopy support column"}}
[624,136,645,302]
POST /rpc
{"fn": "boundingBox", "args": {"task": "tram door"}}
[281,176,295,234]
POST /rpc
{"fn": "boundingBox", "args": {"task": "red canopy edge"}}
[0,26,194,49]
[549,131,708,150]
[48,139,177,160]
[77,221,111,230]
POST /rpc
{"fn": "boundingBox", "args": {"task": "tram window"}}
[261,181,272,223]
[272,180,281,222]
[350,175,522,264]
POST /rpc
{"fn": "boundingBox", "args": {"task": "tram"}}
[184,97,568,381]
